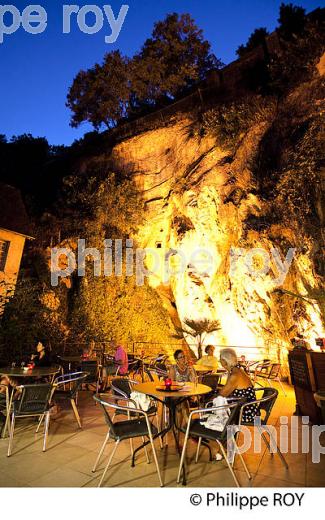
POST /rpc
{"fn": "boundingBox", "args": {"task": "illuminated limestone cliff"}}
[111,64,325,364]
[19,55,324,366]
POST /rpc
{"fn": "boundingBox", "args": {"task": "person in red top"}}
[114,344,128,375]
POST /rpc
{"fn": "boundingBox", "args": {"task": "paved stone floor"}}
[0,382,324,487]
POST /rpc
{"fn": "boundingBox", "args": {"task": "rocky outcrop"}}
[111,84,324,367]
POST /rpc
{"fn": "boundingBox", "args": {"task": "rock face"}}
[111,92,324,366]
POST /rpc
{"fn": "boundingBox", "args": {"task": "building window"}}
[0,240,10,271]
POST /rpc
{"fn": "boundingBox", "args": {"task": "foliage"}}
[236,27,269,58]
[275,116,324,224]
[60,169,144,240]
[174,318,221,358]
[67,13,221,129]
[66,51,131,129]
[201,95,276,148]
[0,133,69,215]
[132,13,220,105]
[56,164,173,347]
[0,275,68,361]
[277,2,306,40]
[69,272,174,346]
[269,8,324,93]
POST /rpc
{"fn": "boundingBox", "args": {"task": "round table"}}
[58,356,83,371]
[0,366,60,379]
[193,365,226,374]
[135,381,211,400]
[193,364,213,373]
[134,381,211,485]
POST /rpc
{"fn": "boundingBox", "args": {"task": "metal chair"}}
[238,387,288,469]
[111,378,160,417]
[119,358,142,378]
[7,383,53,456]
[0,384,10,438]
[92,395,163,487]
[111,377,163,449]
[176,401,250,487]
[103,356,139,379]
[254,363,287,396]
[199,374,221,404]
[80,360,101,395]
[52,371,89,428]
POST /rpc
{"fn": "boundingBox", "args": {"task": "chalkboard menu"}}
[288,350,323,423]
[311,352,325,392]
[288,351,312,390]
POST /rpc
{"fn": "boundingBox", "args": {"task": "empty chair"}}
[111,377,163,449]
[254,363,287,396]
[0,383,10,438]
[176,401,250,487]
[239,387,288,469]
[7,383,53,456]
[92,395,163,487]
[111,378,159,418]
[52,371,89,428]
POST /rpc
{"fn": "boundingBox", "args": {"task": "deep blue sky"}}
[0,0,321,145]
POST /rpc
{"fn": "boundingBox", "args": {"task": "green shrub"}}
[201,96,276,148]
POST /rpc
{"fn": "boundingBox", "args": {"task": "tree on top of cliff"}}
[277,2,306,40]
[236,27,269,58]
[67,51,131,129]
[131,13,221,107]
[67,13,221,129]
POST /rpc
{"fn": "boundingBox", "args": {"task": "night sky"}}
[0,0,321,145]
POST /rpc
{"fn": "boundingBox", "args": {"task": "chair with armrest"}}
[238,387,288,469]
[254,363,287,396]
[92,394,163,487]
[176,400,251,487]
[199,374,221,404]
[7,383,53,456]
[52,371,89,428]
[111,377,163,449]
[80,360,101,396]
[0,383,10,438]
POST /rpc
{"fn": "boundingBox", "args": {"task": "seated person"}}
[169,349,196,428]
[0,375,18,394]
[219,347,259,423]
[114,344,128,375]
[168,349,196,383]
[196,345,218,370]
[0,375,20,404]
[30,341,52,367]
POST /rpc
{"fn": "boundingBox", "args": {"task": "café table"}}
[193,365,226,374]
[0,366,60,381]
[193,366,227,385]
[134,381,212,485]
[193,364,213,373]
[0,366,60,438]
[58,356,83,371]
